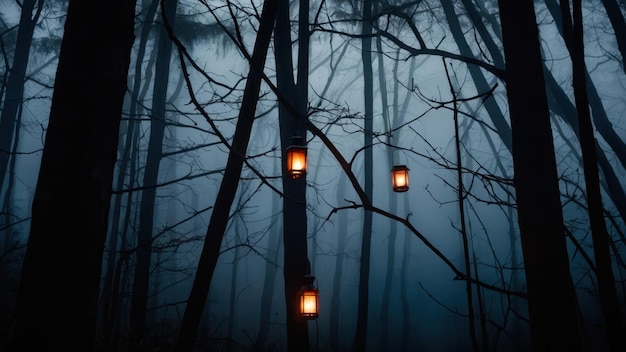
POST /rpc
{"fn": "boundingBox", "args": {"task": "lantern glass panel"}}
[299,289,319,319]
[287,145,307,179]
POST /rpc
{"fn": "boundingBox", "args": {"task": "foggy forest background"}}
[0,0,625,351]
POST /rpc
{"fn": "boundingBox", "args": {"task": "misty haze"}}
[0,1,625,351]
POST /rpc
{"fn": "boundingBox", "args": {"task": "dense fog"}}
[1,0,625,351]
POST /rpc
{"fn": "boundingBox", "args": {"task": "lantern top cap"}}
[392,164,409,170]
[289,135,306,146]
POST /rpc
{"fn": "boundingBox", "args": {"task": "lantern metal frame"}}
[390,147,410,192]
[299,274,319,319]
[286,136,307,179]
[391,164,410,192]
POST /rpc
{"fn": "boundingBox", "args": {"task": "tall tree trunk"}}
[274,0,311,350]
[254,158,282,350]
[444,61,478,352]
[353,1,373,350]
[328,171,349,352]
[101,2,159,347]
[497,1,582,350]
[227,220,241,352]
[8,0,136,350]
[561,1,625,350]
[174,1,277,350]
[129,1,177,348]
[472,252,489,352]
[399,202,411,351]
[0,0,43,197]
[395,51,414,352]
[377,23,395,351]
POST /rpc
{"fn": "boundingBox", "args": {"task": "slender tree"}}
[377,21,395,350]
[561,1,625,350]
[444,60,478,352]
[173,0,278,349]
[328,171,349,352]
[353,0,374,351]
[0,0,43,198]
[129,0,178,348]
[101,1,160,346]
[8,0,136,350]
[253,155,282,350]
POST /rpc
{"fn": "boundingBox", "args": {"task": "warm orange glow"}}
[299,275,319,319]
[286,144,307,179]
[391,165,410,192]
[300,290,319,318]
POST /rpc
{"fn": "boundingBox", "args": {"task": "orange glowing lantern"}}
[391,164,410,192]
[286,136,307,179]
[299,275,319,319]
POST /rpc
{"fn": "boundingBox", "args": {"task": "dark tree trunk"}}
[274,0,311,350]
[101,1,159,348]
[8,0,136,350]
[328,172,349,352]
[394,52,414,352]
[444,61,478,352]
[129,1,177,348]
[377,26,394,350]
[173,1,277,350]
[353,1,373,351]
[561,1,625,350]
[399,207,411,351]
[497,1,582,350]
[227,220,242,352]
[254,160,282,350]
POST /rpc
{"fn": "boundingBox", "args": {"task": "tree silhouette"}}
[8,0,136,350]
[497,0,581,350]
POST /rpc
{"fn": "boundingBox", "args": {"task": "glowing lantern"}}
[286,136,307,179]
[299,275,319,319]
[391,164,410,192]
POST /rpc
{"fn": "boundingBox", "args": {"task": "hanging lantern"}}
[391,164,410,192]
[286,136,307,179]
[299,275,319,319]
